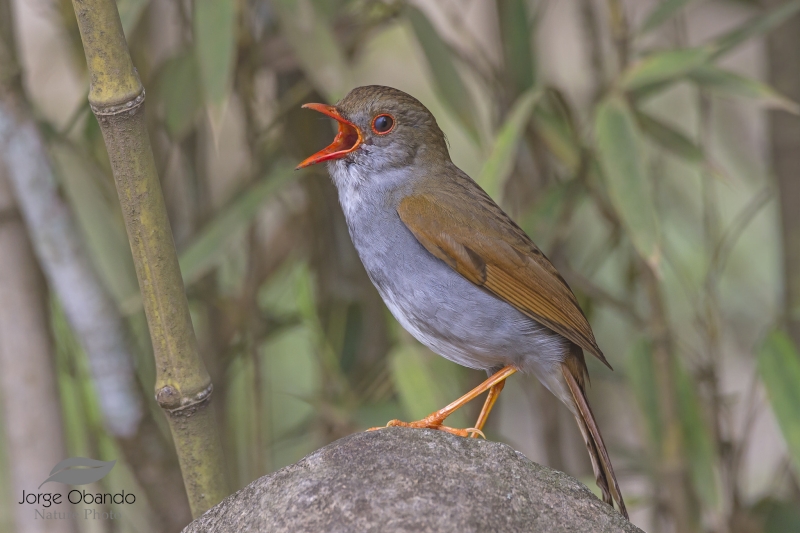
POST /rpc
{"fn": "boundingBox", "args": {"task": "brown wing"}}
[397,178,611,369]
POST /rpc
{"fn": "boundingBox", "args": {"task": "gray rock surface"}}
[183,428,643,533]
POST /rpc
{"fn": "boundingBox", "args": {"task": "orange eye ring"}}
[372,114,395,135]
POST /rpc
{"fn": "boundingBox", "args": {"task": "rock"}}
[183,428,642,533]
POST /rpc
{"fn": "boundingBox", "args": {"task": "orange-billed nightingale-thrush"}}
[296,85,627,518]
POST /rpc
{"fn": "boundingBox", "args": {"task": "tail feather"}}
[572,408,613,505]
[561,354,628,519]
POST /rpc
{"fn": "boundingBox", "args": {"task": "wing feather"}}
[397,180,611,369]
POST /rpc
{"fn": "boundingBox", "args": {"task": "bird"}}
[296,85,627,518]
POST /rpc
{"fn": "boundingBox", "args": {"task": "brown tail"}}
[561,347,628,519]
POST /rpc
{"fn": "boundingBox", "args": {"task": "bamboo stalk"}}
[642,265,698,532]
[766,1,800,349]
[70,0,228,517]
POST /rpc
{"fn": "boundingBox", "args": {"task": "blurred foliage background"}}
[1,0,800,532]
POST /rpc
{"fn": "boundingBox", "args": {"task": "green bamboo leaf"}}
[478,88,542,201]
[498,0,535,93]
[635,109,703,163]
[117,0,150,36]
[627,340,662,449]
[620,47,713,91]
[630,2,800,100]
[406,6,479,142]
[532,107,581,173]
[156,51,203,139]
[711,0,800,60]
[689,65,799,114]
[272,0,351,102]
[194,0,237,131]
[676,360,719,507]
[628,79,680,103]
[639,0,692,34]
[520,180,574,238]
[594,94,661,269]
[263,324,317,443]
[260,263,318,441]
[758,330,800,474]
[179,165,294,285]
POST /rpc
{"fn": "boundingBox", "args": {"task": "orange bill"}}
[296,104,363,169]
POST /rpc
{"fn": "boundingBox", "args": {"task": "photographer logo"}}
[18,457,135,521]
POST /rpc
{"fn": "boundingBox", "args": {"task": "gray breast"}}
[338,185,569,375]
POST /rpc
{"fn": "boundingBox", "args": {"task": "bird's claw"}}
[466,428,486,439]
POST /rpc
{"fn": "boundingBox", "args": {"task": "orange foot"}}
[366,366,518,440]
[368,419,485,439]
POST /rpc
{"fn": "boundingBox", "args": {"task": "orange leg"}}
[370,365,517,438]
[470,379,506,438]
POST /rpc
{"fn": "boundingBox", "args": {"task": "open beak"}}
[296,103,363,169]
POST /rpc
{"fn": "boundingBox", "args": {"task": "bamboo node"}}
[156,382,214,412]
[91,87,145,116]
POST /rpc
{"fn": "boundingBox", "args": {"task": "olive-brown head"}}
[296,85,449,172]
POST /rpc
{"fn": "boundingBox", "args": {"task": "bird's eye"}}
[372,114,394,134]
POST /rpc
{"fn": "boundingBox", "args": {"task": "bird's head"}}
[296,86,450,184]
